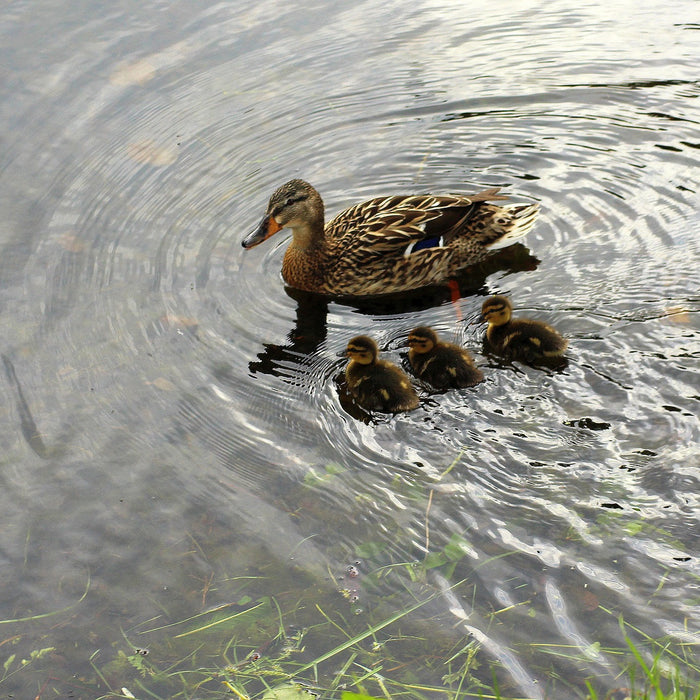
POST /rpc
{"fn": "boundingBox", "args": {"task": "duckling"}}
[344,335,419,413]
[407,326,484,389]
[480,295,568,363]
[242,179,539,296]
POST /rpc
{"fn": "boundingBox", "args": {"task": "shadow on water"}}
[248,288,330,377]
[1,1,699,697]
[249,242,539,378]
[2,354,51,459]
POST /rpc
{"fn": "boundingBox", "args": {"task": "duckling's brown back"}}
[347,360,418,412]
[487,317,567,362]
[412,343,483,389]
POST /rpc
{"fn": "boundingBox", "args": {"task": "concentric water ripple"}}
[0,0,699,697]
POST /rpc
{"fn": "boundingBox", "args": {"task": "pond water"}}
[0,0,698,698]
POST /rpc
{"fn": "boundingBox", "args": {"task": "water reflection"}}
[249,244,539,380]
[249,288,329,377]
[0,0,699,697]
[2,354,51,459]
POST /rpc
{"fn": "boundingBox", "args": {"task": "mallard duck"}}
[407,326,484,389]
[344,335,419,413]
[480,295,568,362]
[242,179,539,296]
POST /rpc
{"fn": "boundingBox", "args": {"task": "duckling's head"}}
[242,179,324,249]
[480,295,513,326]
[407,326,439,354]
[345,335,379,365]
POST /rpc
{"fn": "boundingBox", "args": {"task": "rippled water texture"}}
[1,0,698,697]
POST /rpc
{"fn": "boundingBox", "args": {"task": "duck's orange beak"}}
[241,214,282,249]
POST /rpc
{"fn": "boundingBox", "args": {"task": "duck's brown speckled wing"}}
[322,190,513,294]
[327,191,508,248]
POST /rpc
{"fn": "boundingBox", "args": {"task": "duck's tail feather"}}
[486,202,540,250]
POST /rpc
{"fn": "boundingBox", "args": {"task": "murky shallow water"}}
[1,0,698,698]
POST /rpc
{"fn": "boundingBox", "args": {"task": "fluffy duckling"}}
[344,335,419,413]
[407,326,484,389]
[480,295,568,363]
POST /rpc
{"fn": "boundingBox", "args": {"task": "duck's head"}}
[407,326,439,354]
[242,179,323,249]
[345,335,379,365]
[480,295,513,326]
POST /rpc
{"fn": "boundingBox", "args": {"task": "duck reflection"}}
[247,287,330,377]
[248,243,539,379]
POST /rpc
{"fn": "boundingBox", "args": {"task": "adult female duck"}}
[242,179,539,297]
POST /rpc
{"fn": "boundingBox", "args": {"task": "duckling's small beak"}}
[241,213,282,249]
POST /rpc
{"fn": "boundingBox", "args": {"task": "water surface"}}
[0,0,698,698]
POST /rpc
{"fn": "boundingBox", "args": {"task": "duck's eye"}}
[283,194,308,208]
